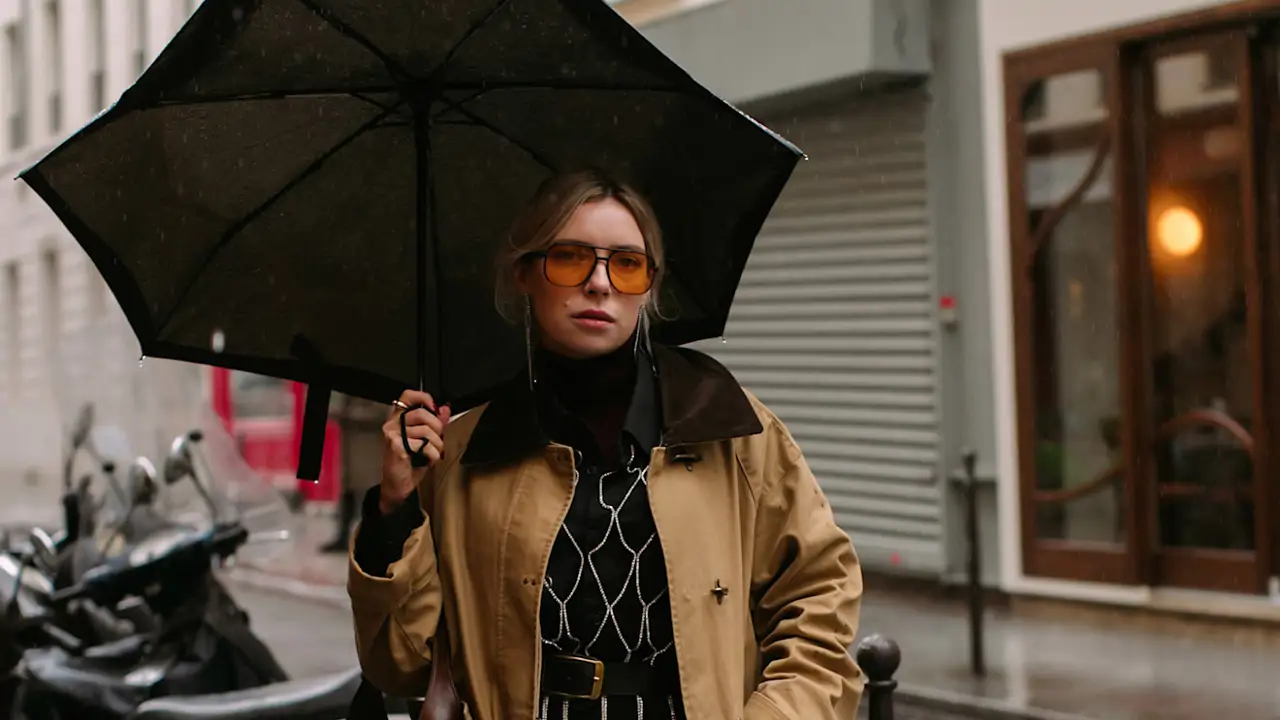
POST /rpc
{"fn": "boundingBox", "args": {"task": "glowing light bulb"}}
[1155,206,1203,257]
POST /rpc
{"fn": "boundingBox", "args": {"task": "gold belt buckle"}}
[553,655,605,700]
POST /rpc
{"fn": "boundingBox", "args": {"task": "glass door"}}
[1138,31,1272,593]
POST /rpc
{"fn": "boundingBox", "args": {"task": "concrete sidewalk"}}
[88,509,1280,720]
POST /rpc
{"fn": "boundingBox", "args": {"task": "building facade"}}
[981,0,1280,608]
[1,0,1004,580]
[0,0,202,486]
[618,0,1000,580]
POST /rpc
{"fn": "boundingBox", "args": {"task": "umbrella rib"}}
[351,92,397,113]
[154,107,398,337]
[432,89,486,120]
[436,96,557,171]
[295,0,417,82]
[424,0,512,85]
[150,81,680,108]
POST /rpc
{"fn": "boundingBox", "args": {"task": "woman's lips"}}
[572,311,613,329]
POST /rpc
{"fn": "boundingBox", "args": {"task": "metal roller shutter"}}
[691,87,941,573]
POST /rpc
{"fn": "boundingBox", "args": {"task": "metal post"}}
[855,634,901,720]
[961,447,986,677]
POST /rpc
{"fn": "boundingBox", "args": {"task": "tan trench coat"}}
[348,345,864,720]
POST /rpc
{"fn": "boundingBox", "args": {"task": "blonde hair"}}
[495,169,665,322]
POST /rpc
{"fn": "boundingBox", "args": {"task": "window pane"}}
[1147,46,1254,551]
[1021,68,1126,545]
[230,371,292,419]
[6,22,28,149]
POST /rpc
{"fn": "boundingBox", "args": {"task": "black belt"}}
[541,654,679,701]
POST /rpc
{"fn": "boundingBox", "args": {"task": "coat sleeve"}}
[743,413,864,720]
[347,473,443,699]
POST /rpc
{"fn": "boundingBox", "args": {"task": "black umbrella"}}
[20,0,801,478]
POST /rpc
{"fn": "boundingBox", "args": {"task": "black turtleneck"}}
[536,340,638,467]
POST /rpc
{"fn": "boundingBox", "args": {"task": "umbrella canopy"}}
[20,0,802,476]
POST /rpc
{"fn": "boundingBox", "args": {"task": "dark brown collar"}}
[461,344,762,468]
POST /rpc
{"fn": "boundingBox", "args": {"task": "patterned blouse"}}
[534,348,684,720]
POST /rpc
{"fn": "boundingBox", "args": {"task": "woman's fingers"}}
[390,415,444,460]
[380,389,451,468]
[401,408,443,431]
[401,426,443,464]
[404,424,444,448]
[387,390,438,419]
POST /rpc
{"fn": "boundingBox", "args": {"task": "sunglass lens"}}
[608,252,653,294]
[543,245,595,287]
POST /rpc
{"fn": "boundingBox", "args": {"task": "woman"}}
[348,170,863,720]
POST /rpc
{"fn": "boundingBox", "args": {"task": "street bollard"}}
[855,633,901,720]
[961,447,985,677]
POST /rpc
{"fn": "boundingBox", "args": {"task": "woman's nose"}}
[584,258,612,293]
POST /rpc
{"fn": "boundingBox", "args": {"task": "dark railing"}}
[949,447,987,677]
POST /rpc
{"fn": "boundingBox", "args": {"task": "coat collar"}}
[461,344,763,468]
[535,348,661,462]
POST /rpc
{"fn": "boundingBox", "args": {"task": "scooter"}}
[0,403,182,673]
[6,429,292,720]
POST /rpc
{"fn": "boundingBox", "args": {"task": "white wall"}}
[977,0,1229,597]
[0,1,199,492]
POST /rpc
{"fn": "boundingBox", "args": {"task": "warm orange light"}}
[1155,206,1203,257]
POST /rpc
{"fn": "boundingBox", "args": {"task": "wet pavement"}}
[8,494,1280,720]
[859,588,1280,720]
[229,581,359,679]
[239,513,1280,720]
[219,580,968,720]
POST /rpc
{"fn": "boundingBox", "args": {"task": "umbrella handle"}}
[398,404,435,468]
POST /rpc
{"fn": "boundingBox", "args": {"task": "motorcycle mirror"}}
[28,527,57,570]
[163,433,197,486]
[69,403,95,450]
[162,430,221,522]
[127,457,159,505]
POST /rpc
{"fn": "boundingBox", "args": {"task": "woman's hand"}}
[379,390,451,515]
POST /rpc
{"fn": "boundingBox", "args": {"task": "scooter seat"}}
[130,667,362,720]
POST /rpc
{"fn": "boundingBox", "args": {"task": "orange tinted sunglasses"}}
[527,242,656,295]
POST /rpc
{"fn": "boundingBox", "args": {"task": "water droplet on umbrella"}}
[211,329,226,353]
[138,355,146,367]
[721,337,727,344]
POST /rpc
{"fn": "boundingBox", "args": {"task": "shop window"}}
[1008,17,1278,594]
[1020,67,1126,547]
[230,371,292,419]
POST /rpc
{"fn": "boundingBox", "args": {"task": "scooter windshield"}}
[52,318,294,562]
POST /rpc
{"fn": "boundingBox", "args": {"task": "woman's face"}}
[515,198,652,359]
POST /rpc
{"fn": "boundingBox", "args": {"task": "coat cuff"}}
[348,505,438,617]
[352,485,426,578]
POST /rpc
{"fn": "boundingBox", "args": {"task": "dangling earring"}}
[633,306,644,357]
[524,294,536,390]
[634,306,653,366]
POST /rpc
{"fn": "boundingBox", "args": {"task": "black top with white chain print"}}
[534,348,685,720]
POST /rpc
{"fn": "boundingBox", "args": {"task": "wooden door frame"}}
[1134,30,1263,595]
[1253,23,1280,592]
[1005,41,1144,585]
[1005,2,1280,592]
